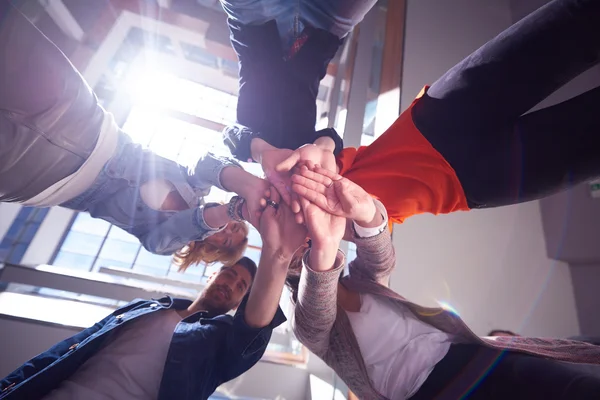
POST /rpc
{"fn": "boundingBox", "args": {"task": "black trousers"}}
[410,344,600,400]
[412,0,600,208]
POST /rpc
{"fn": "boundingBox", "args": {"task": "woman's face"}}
[205,221,246,249]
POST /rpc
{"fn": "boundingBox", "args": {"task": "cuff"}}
[196,203,227,232]
[302,248,345,277]
[223,124,258,163]
[353,199,389,238]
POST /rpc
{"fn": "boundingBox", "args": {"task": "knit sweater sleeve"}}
[292,249,345,358]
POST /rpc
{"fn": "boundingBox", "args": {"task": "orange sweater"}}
[336,88,469,224]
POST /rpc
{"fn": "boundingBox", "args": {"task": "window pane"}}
[131,264,169,277]
[134,247,172,269]
[97,239,139,264]
[53,251,95,271]
[93,258,135,271]
[61,231,105,256]
[203,262,223,278]
[70,213,111,237]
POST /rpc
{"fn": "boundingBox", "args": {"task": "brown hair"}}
[173,222,249,272]
[285,252,304,304]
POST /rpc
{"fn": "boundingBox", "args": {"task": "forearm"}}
[219,165,262,197]
[294,247,344,355]
[250,137,276,164]
[202,204,231,229]
[244,247,290,328]
[309,242,340,273]
[189,152,241,192]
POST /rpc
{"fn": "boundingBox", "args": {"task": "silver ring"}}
[266,200,279,209]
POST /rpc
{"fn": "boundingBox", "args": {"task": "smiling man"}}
[0,189,306,400]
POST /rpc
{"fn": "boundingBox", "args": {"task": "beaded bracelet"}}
[227,196,245,222]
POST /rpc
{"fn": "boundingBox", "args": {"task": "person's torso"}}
[0,298,242,400]
[336,90,470,224]
[345,293,453,399]
[231,20,342,149]
[42,309,182,400]
[61,131,205,238]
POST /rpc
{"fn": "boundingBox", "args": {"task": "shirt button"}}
[69,343,79,350]
[150,303,159,308]
[115,314,125,322]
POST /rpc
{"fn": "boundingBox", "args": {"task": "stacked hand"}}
[260,144,337,222]
[257,186,308,260]
[291,166,377,226]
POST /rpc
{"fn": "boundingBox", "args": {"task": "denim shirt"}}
[0,296,286,400]
[62,130,241,255]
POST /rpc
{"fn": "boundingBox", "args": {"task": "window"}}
[0,207,49,264]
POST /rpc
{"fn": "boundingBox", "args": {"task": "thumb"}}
[275,152,300,172]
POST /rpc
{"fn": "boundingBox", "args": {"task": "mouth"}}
[215,286,230,301]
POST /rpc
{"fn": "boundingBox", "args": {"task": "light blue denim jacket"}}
[61,130,241,255]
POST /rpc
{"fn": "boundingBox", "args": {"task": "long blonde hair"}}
[173,222,249,272]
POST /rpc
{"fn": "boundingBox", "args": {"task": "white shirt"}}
[23,112,120,207]
[347,201,454,399]
[43,309,182,400]
[346,294,454,399]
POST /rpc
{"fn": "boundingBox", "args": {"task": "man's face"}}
[200,264,253,315]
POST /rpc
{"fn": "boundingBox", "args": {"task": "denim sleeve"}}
[0,314,112,394]
[187,152,241,192]
[139,205,223,255]
[218,295,287,383]
[223,124,255,162]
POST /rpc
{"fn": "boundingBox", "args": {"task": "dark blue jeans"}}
[411,344,600,400]
[412,0,600,208]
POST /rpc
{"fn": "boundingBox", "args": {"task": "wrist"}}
[314,136,336,152]
[261,244,293,264]
[308,244,339,272]
[220,166,257,196]
[250,138,275,163]
[354,202,381,228]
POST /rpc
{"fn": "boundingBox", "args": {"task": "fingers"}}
[269,185,281,204]
[291,183,329,210]
[294,165,335,188]
[313,166,343,181]
[274,151,300,173]
[291,173,329,195]
[271,180,292,206]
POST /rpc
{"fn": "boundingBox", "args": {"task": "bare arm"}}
[244,189,308,328]
[244,248,291,328]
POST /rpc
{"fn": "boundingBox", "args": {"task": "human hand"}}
[236,177,271,229]
[258,187,308,260]
[292,166,377,226]
[259,147,295,206]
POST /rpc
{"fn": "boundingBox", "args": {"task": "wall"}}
[391,0,580,338]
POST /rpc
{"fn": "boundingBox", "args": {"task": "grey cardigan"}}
[292,228,600,400]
